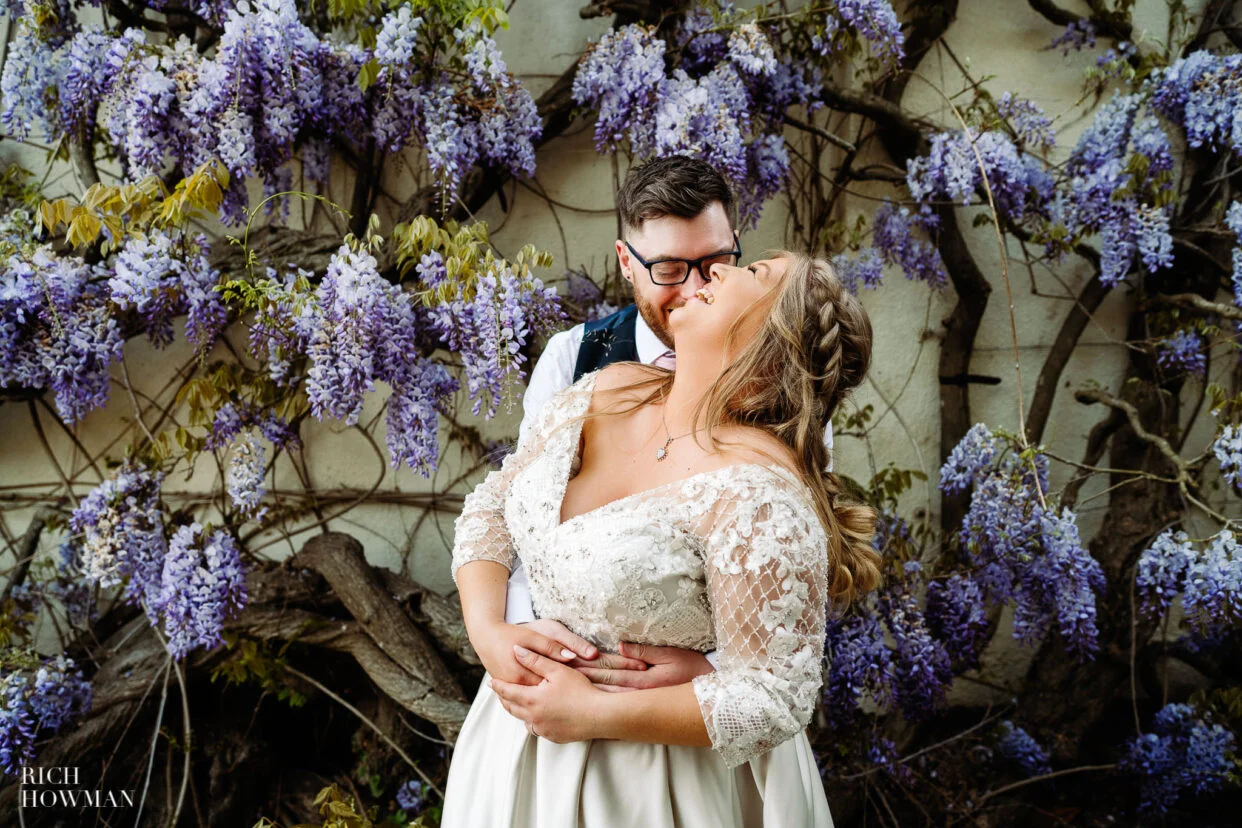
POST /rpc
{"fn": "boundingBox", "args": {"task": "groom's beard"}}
[635,289,676,351]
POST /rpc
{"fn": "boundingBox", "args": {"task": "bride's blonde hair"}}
[572,251,881,603]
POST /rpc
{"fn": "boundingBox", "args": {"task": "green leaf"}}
[357,58,381,92]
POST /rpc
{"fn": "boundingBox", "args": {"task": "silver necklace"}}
[656,385,704,462]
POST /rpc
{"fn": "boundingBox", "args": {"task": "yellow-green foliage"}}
[211,632,309,710]
[37,159,229,255]
[391,214,553,307]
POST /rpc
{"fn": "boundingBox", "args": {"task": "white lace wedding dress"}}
[441,369,834,827]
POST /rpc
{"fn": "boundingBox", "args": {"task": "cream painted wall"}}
[0,1,1230,693]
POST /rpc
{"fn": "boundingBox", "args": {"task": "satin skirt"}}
[441,676,834,828]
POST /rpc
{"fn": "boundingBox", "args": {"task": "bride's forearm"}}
[456,559,511,641]
[597,683,711,748]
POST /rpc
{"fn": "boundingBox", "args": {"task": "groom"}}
[505,155,834,688]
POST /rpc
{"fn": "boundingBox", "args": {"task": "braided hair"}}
[702,251,880,602]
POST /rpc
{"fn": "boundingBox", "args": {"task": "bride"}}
[442,250,881,827]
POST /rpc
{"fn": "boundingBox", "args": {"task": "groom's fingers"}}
[513,644,572,678]
[565,652,648,671]
[619,641,665,663]
[574,666,650,689]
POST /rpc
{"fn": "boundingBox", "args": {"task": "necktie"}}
[653,349,677,371]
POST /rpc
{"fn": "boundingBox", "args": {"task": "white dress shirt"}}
[502,310,835,672]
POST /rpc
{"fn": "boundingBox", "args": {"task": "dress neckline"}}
[552,370,805,529]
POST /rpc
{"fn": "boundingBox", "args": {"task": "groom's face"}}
[615,201,736,351]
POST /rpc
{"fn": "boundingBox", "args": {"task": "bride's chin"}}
[668,297,706,322]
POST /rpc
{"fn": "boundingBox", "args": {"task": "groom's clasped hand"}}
[488,618,717,743]
[519,618,715,692]
[477,616,717,740]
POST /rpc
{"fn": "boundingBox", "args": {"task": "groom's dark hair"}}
[616,155,737,234]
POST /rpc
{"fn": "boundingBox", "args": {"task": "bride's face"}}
[667,256,788,353]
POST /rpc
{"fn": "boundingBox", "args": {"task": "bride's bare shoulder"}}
[594,362,656,390]
[715,424,802,479]
[590,363,660,408]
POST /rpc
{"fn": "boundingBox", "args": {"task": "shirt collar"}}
[634,309,669,364]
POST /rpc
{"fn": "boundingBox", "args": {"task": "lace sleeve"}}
[449,372,594,587]
[691,479,829,768]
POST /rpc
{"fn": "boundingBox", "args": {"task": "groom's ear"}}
[615,239,632,282]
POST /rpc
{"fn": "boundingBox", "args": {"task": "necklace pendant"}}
[656,447,668,461]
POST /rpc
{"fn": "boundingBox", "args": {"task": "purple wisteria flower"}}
[207,400,300,452]
[1213,423,1242,492]
[572,24,666,153]
[416,252,449,289]
[941,426,1105,657]
[871,202,949,288]
[996,92,1056,153]
[570,18,821,227]
[1121,703,1237,816]
[864,736,915,784]
[428,261,564,419]
[154,523,248,660]
[180,0,323,221]
[564,270,602,310]
[305,242,467,472]
[226,429,268,520]
[1047,19,1096,54]
[49,540,100,630]
[1136,528,1242,641]
[741,134,791,226]
[654,64,752,184]
[375,5,423,66]
[907,129,1051,222]
[1059,94,1175,285]
[1156,329,1206,376]
[385,358,459,473]
[1136,529,1195,619]
[994,721,1051,776]
[0,654,92,776]
[1225,202,1242,305]
[70,463,168,611]
[396,779,427,813]
[585,301,620,322]
[1181,531,1242,635]
[1151,51,1242,156]
[939,422,1000,494]
[883,585,953,720]
[824,612,893,729]
[832,248,886,294]
[110,230,226,350]
[0,20,59,142]
[306,243,414,425]
[1034,509,1105,658]
[244,266,318,387]
[675,5,728,76]
[1,246,124,424]
[727,23,777,77]
[453,21,542,182]
[925,573,990,669]
[836,0,905,67]
[3,542,98,637]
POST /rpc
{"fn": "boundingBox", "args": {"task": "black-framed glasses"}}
[624,234,742,286]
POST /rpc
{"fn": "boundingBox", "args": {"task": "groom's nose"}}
[679,265,711,300]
